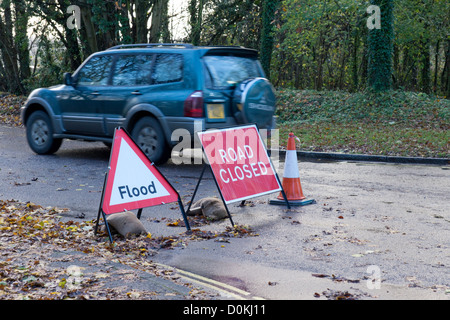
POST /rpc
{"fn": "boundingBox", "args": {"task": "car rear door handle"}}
[91,91,101,96]
[131,91,142,95]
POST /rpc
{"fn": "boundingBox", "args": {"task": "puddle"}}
[213,275,249,292]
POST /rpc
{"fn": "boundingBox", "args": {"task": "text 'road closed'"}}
[198,125,281,204]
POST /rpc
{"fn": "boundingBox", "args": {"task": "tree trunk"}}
[367,0,394,91]
[352,26,360,91]
[294,55,303,89]
[0,0,23,93]
[79,0,98,54]
[118,0,132,44]
[135,0,151,43]
[189,0,204,45]
[149,0,170,43]
[420,22,430,94]
[442,40,450,96]
[392,43,399,89]
[260,0,278,79]
[359,24,368,88]
[433,40,439,93]
[314,33,327,91]
[420,42,431,93]
[14,0,30,80]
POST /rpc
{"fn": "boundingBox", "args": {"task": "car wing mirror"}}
[63,72,73,86]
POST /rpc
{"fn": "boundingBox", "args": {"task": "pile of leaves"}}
[163,212,259,242]
[0,199,256,300]
[0,199,168,299]
[0,94,25,127]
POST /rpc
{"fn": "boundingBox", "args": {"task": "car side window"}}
[77,55,113,86]
[152,54,183,84]
[112,54,154,86]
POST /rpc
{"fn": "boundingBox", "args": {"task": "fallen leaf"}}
[127,291,141,299]
[58,279,66,288]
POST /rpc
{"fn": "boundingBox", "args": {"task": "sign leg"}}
[178,197,191,231]
[223,202,235,227]
[102,211,114,243]
[94,207,102,235]
[279,188,291,210]
[95,172,108,235]
[274,171,291,209]
[94,210,113,243]
[94,171,113,242]
[208,165,235,227]
[186,165,207,215]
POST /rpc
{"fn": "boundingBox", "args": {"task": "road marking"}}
[154,262,264,300]
[180,275,248,300]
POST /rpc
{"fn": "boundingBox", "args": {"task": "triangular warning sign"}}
[102,128,178,215]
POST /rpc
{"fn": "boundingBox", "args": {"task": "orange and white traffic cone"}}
[270,133,315,206]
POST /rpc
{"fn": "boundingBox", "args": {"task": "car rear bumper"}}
[164,116,239,142]
[164,115,276,146]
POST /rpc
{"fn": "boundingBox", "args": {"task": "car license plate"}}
[207,104,225,120]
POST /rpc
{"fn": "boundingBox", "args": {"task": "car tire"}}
[26,110,62,155]
[131,116,170,165]
[232,77,276,129]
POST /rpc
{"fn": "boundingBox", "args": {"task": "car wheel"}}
[26,111,62,155]
[131,117,170,165]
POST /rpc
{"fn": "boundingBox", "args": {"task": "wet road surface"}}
[1,124,449,299]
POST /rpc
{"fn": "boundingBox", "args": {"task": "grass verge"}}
[275,89,449,158]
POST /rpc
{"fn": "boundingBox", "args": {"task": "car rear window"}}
[203,55,262,88]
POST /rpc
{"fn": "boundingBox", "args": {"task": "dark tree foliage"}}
[0,0,171,94]
[0,0,449,95]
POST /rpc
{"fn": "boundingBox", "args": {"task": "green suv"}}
[21,44,277,164]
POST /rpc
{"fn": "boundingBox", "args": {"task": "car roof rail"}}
[107,43,194,50]
[202,45,246,48]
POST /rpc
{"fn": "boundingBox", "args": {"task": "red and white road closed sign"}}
[198,125,281,204]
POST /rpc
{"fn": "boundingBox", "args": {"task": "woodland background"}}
[0,0,449,96]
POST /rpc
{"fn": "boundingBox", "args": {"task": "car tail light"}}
[184,91,204,117]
